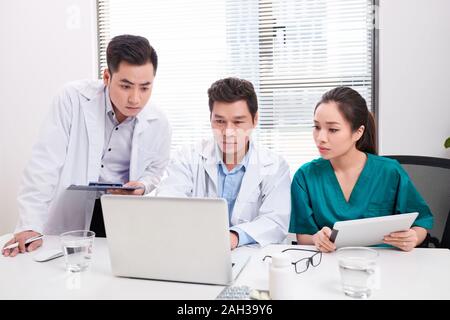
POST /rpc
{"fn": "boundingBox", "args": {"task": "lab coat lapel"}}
[81,90,105,182]
[235,145,265,204]
[129,104,157,180]
[200,140,218,196]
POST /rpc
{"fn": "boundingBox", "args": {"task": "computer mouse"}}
[33,249,64,262]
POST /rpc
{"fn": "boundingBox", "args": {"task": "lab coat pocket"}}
[136,148,157,175]
[138,146,158,161]
[236,189,261,222]
[247,189,261,203]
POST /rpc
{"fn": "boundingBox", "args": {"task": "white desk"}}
[1,234,449,299]
[237,244,450,300]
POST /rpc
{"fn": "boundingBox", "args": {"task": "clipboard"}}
[67,182,144,192]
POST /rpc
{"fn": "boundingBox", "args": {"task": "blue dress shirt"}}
[217,145,256,246]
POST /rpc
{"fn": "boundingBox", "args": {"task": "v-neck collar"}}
[326,153,371,207]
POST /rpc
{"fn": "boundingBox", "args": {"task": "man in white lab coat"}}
[156,77,290,249]
[3,35,171,257]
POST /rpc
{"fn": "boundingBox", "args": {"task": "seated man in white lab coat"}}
[3,35,171,257]
[156,77,290,249]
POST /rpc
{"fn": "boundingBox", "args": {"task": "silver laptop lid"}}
[101,195,233,285]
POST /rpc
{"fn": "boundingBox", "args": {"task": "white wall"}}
[1,0,449,235]
[0,0,97,234]
[378,0,450,158]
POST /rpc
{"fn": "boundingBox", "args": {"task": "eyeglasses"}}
[263,248,322,274]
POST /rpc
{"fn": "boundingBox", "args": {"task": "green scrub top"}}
[289,153,434,235]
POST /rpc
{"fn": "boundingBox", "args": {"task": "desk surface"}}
[1,234,449,300]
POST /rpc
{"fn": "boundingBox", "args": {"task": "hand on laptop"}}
[312,227,336,252]
[107,181,145,196]
[2,230,43,257]
[230,231,239,250]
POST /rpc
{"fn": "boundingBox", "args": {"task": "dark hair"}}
[315,86,377,154]
[106,34,158,75]
[207,77,258,121]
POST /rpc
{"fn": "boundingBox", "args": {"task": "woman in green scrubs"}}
[289,87,433,252]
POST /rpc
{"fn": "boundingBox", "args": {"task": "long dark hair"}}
[315,86,377,154]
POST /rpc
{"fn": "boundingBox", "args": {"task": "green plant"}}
[445,137,450,148]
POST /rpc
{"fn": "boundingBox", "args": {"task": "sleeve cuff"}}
[140,180,153,195]
[14,225,44,235]
[230,226,256,247]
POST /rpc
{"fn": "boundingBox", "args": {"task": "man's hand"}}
[107,181,145,196]
[230,231,239,250]
[2,230,42,257]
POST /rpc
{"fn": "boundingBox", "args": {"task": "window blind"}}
[97,0,374,174]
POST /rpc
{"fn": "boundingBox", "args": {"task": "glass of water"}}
[60,230,95,272]
[337,247,378,299]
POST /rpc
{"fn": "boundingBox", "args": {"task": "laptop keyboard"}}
[216,285,251,300]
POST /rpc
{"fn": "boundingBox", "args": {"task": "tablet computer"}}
[67,183,143,192]
[331,212,419,248]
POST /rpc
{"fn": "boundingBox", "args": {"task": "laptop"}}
[100,195,250,285]
[330,212,419,248]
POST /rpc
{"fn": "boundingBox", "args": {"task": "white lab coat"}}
[16,80,171,235]
[156,139,291,246]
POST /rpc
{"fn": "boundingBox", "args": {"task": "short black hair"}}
[207,77,258,121]
[106,34,158,75]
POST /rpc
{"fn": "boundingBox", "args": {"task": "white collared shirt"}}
[98,87,136,184]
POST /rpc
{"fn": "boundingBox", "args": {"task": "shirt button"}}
[108,148,112,152]
[115,127,119,131]
[101,164,104,168]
